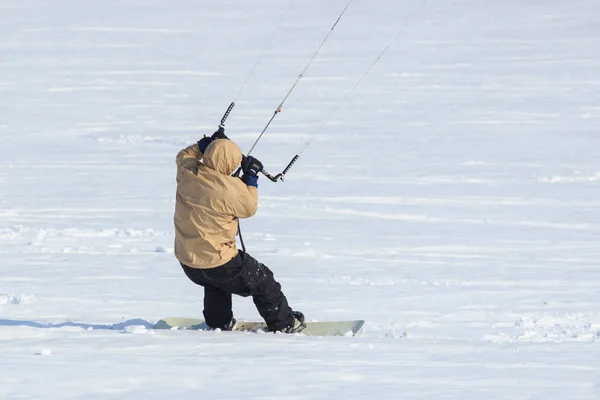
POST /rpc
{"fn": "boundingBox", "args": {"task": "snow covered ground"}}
[2,0,600,398]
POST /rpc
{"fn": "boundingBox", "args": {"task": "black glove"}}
[210,126,229,141]
[241,156,263,188]
[198,127,229,153]
[241,155,263,176]
[197,136,211,153]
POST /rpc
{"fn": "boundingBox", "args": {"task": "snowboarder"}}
[173,128,306,333]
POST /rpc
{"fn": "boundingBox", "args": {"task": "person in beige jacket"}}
[174,128,305,333]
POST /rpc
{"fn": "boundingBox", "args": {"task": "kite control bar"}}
[219,102,235,128]
[260,155,299,182]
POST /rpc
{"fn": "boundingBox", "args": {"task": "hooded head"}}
[203,139,243,176]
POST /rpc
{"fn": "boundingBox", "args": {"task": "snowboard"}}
[154,317,364,337]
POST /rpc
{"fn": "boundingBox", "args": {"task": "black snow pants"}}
[181,251,294,331]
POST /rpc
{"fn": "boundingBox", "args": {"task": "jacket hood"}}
[203,139,243,176]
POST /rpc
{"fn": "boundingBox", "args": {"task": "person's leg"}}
[252,265,293,331]
[182,254,303,332]
[202,285,233,329]
[234,252,296,331]
[180,263,234,330]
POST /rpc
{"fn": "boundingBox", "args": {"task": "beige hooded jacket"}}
[174,139,258,269]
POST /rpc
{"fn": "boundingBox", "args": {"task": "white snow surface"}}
[2,0,600,398]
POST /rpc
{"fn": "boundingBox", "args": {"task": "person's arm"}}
[231,185,259,219]
[175,128,229,172]
[229,155,263,218]
[176,144,202,170]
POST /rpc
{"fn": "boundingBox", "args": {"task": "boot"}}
[221,316,237,331]
[282,311,306,334]
[209,316,236,331]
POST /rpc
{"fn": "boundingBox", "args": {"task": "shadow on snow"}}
[0,318,155,330]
